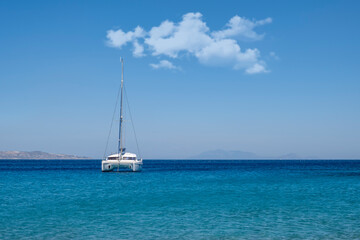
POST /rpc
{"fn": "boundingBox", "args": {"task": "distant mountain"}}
[192,149,259,160]
[0,151,89,159]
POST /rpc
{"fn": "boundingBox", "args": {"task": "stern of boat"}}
[101,160,115,172]
[131,159,143,172]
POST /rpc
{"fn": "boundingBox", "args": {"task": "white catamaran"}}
[101,58,143,172]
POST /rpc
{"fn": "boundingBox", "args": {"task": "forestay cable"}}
[103,83,122,160]
[124,86,142,159]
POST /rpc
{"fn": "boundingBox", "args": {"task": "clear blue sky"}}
[1,0,360,159]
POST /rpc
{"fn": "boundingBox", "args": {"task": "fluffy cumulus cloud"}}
[106,26,145,48]
[106,12,272,73]
[212,16,272,41]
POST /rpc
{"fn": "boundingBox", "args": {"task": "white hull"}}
[102,159,143,172]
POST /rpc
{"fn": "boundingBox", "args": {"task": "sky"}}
[1,0,360,159]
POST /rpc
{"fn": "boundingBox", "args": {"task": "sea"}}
[1,160,360,239]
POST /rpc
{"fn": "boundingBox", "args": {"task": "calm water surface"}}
[1,160,360,239]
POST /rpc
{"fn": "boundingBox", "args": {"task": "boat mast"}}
[118,58,124,156]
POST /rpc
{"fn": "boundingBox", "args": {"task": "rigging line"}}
[123,97,126,149]
[124,85,142,159]
[103,82,122,160]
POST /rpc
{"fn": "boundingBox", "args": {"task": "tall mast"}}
[118,58,124,156]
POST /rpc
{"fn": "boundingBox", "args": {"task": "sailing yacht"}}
[101,58,143,172]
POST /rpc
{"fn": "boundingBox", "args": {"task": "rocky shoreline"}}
[0,151,89,159]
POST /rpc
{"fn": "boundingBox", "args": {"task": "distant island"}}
[0,151,89,159]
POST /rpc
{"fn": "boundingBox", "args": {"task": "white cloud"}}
[106,12,272,73]
[212,16,272,41]
[132,41,145,57]
[106,26,145,48]
[147,20,175,40]
[195,39,262,71]
[245,62,269,74]
[145,12,212,58]
[150,60,178,70]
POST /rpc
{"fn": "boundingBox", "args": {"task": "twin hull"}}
[102,159,142,172]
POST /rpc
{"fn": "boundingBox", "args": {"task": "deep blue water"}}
[1,160,360,239]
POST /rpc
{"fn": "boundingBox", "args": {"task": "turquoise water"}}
[1,160,360,239]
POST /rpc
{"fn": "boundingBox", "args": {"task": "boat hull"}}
[101,159,142,172]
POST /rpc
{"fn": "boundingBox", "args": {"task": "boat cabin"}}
[107,152,137,160]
